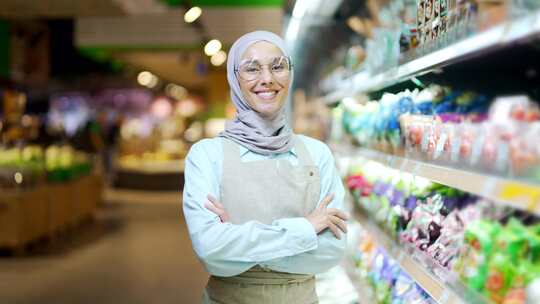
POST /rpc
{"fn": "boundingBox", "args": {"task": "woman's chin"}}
[252,101,279,116]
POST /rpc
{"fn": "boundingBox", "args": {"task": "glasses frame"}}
[234,56,293,82]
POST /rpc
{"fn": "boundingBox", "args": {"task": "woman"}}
[183,31,348,304]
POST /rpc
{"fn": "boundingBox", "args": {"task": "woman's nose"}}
[259,67,274,84]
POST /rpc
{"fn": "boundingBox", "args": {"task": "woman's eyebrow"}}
[239,57,284,65]
[239,59,261,65]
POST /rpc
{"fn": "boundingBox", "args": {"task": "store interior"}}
[1,0,540,303]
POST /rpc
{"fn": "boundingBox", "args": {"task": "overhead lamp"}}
[210,50,227,66]
[137,71,153,86]
[147,76,159,88]
[184,6,202,23]
[204,39,222,56]
[137,71,159,88]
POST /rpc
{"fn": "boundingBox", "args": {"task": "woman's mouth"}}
[254,90,278,100]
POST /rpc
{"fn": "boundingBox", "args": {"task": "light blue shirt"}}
[182,135,346,277]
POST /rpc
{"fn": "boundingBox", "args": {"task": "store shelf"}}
[340,146,540,216]
[352,209,486,304]
[323,10,540,104]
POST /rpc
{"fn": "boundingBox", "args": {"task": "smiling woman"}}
[182,31,348,304]
[236,44,291,118]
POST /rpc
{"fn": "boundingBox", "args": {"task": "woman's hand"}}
[305,194,349,240]
[204,195,230,223]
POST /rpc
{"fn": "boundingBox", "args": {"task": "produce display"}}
[45,145,93,182]
[352,226,436,304]
[0,144,92,188]
[339,87,540,184]
[116,115,187,170]
[346,160,540,303]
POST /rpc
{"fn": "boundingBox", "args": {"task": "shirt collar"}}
[239,145,298,157]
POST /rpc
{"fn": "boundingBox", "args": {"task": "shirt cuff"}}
[274,217,318,252]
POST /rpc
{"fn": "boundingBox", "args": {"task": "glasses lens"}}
[271,57,290,78]
[239,63,261,81]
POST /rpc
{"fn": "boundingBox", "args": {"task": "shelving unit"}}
[337,146,540,216]
[315,4,540,303]
[351,209,487,304]
[323,10,540,104]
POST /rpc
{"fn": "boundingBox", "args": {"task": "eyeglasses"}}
[235,56,292,82]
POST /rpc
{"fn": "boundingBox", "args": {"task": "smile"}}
[254,90,278,100]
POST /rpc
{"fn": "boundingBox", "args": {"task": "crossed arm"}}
[183,141,348,277]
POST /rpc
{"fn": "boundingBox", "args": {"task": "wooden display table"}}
[0,173,104,252]
[0,186,49,250]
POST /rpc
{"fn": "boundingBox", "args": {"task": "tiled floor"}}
[0,199,209,304]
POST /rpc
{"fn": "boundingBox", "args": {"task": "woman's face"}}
[237,41,291,118]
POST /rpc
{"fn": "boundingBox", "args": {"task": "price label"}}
[499,182,540,212]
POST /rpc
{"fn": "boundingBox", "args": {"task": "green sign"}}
[0,20,9,78]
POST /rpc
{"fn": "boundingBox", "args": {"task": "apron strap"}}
[222,138,243,170]
[293,136,315,166]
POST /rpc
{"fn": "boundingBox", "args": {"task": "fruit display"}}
[45,145,92,182]
[352,225,436,304]
[0,145,45,188]
[0,144,93,188]
[340,87,540,183]
[346,159,540,303]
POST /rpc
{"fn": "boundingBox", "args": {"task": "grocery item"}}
[340,90,540,184]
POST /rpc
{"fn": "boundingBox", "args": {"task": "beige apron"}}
[203,136,321,304]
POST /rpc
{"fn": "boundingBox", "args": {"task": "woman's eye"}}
[272,64,286,72]
[244,66,260,73]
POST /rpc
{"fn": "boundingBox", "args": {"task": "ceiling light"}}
[137,71,153,86]
[184,6,202,23]
[210,50,227,66]
[204,39,222,56]
[147,75,159,88]
[137,71,159,88]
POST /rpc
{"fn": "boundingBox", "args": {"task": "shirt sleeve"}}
[182,140,319,277]
[262,142,347,274]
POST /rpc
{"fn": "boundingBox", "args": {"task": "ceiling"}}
[0,0,285,89]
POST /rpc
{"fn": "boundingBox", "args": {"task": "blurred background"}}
[1,0,540,303]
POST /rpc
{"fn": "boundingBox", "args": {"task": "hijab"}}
[219,31,294,155]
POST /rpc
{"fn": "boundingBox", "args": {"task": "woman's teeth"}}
[256,91,277,99]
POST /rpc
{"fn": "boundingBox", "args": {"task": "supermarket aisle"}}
[0,199,209,304]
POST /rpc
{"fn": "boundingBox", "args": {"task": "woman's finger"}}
[326,221,341,240]
[204,201,223,216]
[327,208,349,220]
[207,194,226,210]
[330,215,348,234]
[318,193,334,210]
